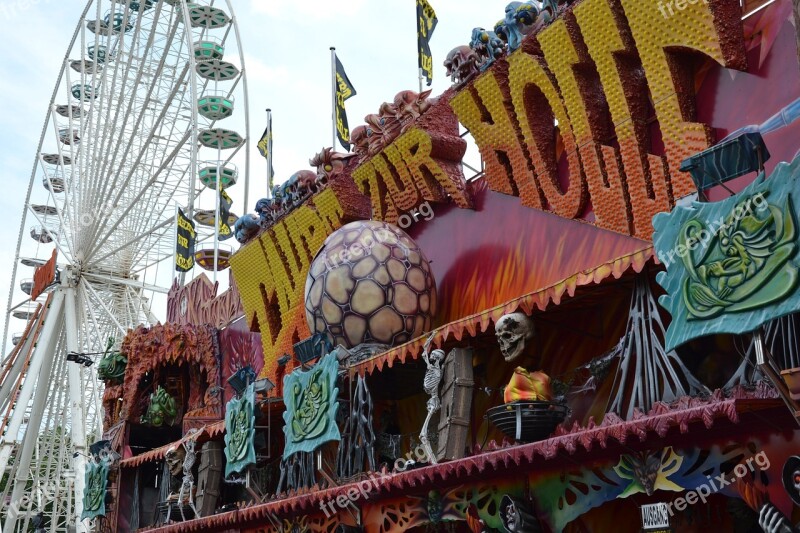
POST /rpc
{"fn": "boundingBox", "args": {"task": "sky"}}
[0,0,497,350]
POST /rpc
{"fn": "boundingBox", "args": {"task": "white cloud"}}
[250,0,368,21]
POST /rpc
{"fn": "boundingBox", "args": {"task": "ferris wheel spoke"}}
[85,127,191,261]
[82,7,167,221]
[86,14,185,220]
[81,281,127,337]
[88,215,172,267]
[90,62,192,242]
[83,271,170,295]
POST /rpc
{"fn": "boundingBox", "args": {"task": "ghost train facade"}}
[88,0,800,531]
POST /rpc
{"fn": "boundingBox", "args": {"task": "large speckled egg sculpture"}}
[305,221,436,348]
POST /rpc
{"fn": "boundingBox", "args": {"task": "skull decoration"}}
[444,45,479,88]
[495,312,535,363]
[293,170,318,201]
[164,445,186,477]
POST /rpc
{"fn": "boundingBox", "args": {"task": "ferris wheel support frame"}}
[64,287,87,532]
[0,292,64,533]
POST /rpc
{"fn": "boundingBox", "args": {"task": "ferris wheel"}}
[0,1,249,531]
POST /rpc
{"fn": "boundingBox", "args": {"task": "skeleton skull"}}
[164,446,186,477]
[443,45,478,87]
[495,312,535,363]
[504,502,522,532]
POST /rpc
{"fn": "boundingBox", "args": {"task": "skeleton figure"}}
[495,312,536,363]
[419,334,444,465]
[443,45,479,88]
[176,438,199,521]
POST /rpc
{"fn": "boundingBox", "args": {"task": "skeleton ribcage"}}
[424,368,442,396]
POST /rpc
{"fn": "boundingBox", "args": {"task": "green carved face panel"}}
[654,156,800,351]
[224,383,256,477]
[282,353,340,459]
[82,460,109,521]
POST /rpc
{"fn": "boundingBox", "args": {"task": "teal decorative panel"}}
[282,353,341,459]
[653,156,800,351]
[224,383,256,477]
[81,461,109,521]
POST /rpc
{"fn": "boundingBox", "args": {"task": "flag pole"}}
[419,68,424,94]
[266,108,273,198]
[330,46,338,150]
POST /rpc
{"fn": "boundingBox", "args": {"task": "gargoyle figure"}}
[501,1,542,52]
[270,184,288,215]
[393,90,434,132]
[97,337,127,383]
[444,45,479,87]
[255,197,280,225]
[293,170,318,200]
[350,126,370,158]
[364,113,388,156]
[540,0,563,23]
[470,27,507,71]
[309,147,355,186]
[141,386,178,427]
[233,213,260,244]
[378,100,403,141]
[280,173,299,206]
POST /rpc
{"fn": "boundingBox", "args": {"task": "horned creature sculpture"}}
[419,333,444,465]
